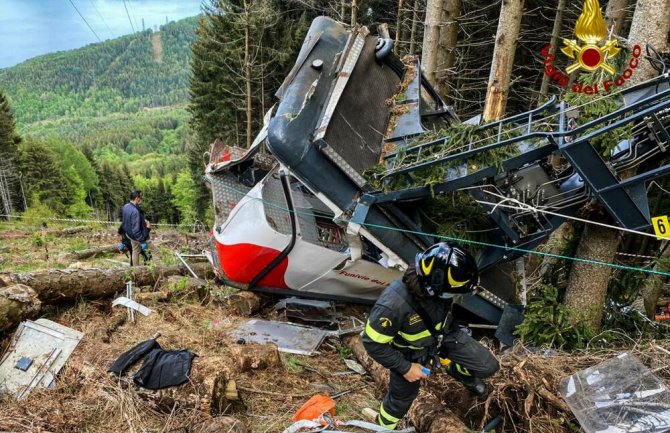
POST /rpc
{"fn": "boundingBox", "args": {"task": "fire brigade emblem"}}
[379,317,392,328]
[561,0,620,74]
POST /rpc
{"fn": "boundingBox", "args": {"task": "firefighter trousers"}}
[377,329,499,430]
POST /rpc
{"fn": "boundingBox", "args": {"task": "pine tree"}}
[0,91,22,215]
[17,138,72,214]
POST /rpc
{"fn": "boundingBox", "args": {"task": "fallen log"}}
[344,335,468,433]
[0,262,215,304]
[59,244,119,260]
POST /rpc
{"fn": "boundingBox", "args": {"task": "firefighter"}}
[362,243,499,430]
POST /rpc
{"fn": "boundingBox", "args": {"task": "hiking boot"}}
[444,362,488,397]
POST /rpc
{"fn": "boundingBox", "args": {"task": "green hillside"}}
[0,16,203,225]
[0,16,198,126]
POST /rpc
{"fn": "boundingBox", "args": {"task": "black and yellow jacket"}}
[362,278,452,375]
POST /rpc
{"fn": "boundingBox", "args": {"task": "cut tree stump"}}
[0,284,41,333]
[231,342,280,372]
[344,335,468,432]
[227,291,262,316]
[212,370,246,414]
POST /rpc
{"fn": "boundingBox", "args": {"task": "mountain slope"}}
[0,16,198,126]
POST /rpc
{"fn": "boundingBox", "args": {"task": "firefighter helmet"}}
[415,243,479,298]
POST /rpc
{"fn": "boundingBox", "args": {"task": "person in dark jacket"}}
[362,243,499,430]
[121,190,151,266]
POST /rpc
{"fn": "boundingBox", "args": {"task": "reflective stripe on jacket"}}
[362,278,452,375]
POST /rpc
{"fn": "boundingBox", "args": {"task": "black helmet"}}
[415,243,479,298]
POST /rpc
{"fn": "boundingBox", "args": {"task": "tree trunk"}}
[482,0,524,122]
[351,0,359,26]
[539,0,567,101]
[0,284,41,333]
[395,0,405,51]
[564,224,621,331]
[421,0,444,86]
[604,0,629,37]
[344,335,467,432]
[243,0,253,149]
[0,262,215,305]
[409,0,421,55]
[627,0,670,86]
[60,244,119,260]
[435,0,460,100]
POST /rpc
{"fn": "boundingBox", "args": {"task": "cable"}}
[474,189,661,240]
[67,0,102,42]
[0,214,202,229]
[122,0,136,33]
[126,0,141,32]
[204,179,670,278]
[87,0,115,39]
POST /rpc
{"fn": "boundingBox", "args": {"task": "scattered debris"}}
[112,296,153,317]
[0,319,83,399]
[344,359,366,375]
[560,353,670,433]
[275,297,337,324]
[293,394,336,421]
[108,334,196,390]
[228,319,329,356]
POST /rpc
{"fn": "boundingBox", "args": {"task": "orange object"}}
[655,314,670,322]
[292,394,336,421]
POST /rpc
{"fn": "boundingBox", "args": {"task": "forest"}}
[0,17,199,225]
[0,0,670,430]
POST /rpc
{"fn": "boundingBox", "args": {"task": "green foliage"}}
[0,18,198,124]
[336,343,353,360]
[17,138,72,213]
[32,233,44,247]
[563,89,632,157]
[22,199,57,223]
[517,284,594,350]
[0,91,21,157]
[172,170,198,224]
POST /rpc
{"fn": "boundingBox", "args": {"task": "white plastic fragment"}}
[112,296,153,316]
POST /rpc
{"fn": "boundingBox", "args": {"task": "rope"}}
[0,214,203,229]
[210,180,670,278]
[473,189,661,240]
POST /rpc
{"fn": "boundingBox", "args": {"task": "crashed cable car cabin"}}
[205,17,670,325]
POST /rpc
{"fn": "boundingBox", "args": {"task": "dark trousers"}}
[378,329,498,429]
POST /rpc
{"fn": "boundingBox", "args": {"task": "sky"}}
[0,0,203,69]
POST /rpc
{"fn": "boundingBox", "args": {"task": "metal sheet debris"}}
[0,319,83,399]
[112,296,153,316]
[344,359,366,375]
[560,353,670,433]
[275,297,336,324]
[228,319,329,356]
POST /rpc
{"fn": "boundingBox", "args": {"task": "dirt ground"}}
[3,222,670,433]
[0,223,383,433]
